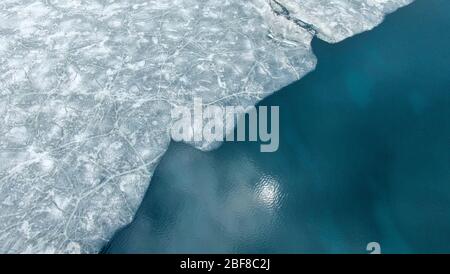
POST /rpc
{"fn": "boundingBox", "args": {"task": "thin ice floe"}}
[0,0,412,253]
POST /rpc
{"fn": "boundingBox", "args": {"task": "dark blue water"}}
[103,0,450,253]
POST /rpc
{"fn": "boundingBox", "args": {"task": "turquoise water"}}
[103,0,450,253]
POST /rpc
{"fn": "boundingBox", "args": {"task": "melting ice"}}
[0,0,413,253]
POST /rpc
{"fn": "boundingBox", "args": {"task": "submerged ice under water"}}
[0,0,413,253]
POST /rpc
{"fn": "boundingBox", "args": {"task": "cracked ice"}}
[0,0,413,253]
